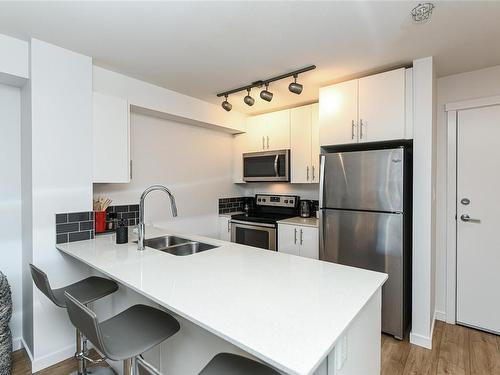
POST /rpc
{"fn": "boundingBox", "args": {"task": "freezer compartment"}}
[320,148,404,212]
[319,208,407,338]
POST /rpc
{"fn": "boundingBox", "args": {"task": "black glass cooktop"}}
[231,212,296,225]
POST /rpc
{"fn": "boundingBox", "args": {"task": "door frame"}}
[445,94,500,324]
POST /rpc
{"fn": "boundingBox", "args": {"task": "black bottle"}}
[116,219,128,244]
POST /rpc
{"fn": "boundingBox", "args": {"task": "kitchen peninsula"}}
[57,226,387,375]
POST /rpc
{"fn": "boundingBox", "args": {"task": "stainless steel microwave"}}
[242,149,290,182]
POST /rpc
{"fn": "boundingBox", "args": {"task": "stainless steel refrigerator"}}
[319,147,411,339]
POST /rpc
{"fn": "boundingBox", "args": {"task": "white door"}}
[290,105,312,183]
[277,224,300,256]
[310,103,320,183]
[358,68,405,143]
[456,104,500,334]
[265,109,290,150]
[319,79,358,146]
[298,227,319,259]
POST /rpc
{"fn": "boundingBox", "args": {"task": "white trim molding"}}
[445,94,500,112]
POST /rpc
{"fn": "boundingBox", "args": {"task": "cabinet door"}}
[298,226,319,259]
[93,92,130,183]
[265,109,290,150]
[277,224,300,256]
[245,114,267,152]
[218,217,231,241]
[319,80,358,146]
[290,106,312,183]
[232,133,246,183]
[358,68,405,143]
[310,103,320,183]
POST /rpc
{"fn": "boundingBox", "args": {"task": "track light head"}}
[260,83,273,102]
[288,75,303,95]
[221,94,232,112]
[244,88,255,106]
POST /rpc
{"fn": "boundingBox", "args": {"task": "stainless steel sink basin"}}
[164,242,219,256]
[136,235,219,255]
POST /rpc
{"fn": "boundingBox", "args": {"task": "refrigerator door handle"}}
[319,154,326,208]
[319,209,325,260]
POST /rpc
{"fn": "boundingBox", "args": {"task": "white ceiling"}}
[1,1,500,114]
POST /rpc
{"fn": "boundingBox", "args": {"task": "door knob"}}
[460,214,480,223]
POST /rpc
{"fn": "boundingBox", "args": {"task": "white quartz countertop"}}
[277,216,319,228]
[57,226,386,375]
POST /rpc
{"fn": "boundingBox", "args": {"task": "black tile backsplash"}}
[218,197,245,214]
[105,205,140,229]
[55,211,94,244]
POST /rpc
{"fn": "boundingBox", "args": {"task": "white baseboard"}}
[12,336,23,351]
[409,313,437,350]
[434,309,446,322]
[31,343,75,373]
[21,337,33,363]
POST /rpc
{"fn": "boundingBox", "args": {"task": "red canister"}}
[95,211,106,233]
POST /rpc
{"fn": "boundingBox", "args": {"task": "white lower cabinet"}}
[278,223,318,259]
[218,216,231,241]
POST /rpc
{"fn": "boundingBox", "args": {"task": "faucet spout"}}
[137,185,177,251]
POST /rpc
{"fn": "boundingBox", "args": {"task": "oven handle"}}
[274,154,279,176]
[230,220,276,228]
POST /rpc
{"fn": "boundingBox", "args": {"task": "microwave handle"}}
[274,154,279,176]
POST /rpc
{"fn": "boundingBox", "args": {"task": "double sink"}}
[139,235,219,256]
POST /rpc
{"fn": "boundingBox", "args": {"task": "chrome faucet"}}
[137,185,177,251]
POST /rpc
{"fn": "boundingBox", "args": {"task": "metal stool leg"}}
[123,358,133,375]
[76,329,86,375]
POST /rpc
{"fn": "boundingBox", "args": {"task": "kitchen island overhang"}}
[56,226,387,375]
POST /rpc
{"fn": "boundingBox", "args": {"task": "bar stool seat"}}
[98,304,180,360]
[199,353,280,375]
[65,292,180,374]
[51,276,119,308]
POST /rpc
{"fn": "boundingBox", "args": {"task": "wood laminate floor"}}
[10,321,500,374]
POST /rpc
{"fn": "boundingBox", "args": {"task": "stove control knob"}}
[262,198,266,202]
[290,199,294,204]
[284,200,288,203]
[257,198,261,202]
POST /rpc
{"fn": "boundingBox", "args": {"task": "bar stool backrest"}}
[29,264,62,307]
[64,292,110,358]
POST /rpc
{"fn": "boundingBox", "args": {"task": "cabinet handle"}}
[360,119,364,140]
[130,160,133,180]
[351,120,356,140]
[306,166,310,181]
[267,136,270,149]
[294,228,297,244]
[300,229,303,245]
[262,136,265,150]
[227,220,231,233]
[312,166,315,181]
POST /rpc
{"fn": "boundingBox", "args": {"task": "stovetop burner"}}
[231,194,300,225]
[231,212,296,225]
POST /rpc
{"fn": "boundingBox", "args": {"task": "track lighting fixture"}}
[244,88,255,106]
[221,94,232,112]
[260,83,273,102]
[288,74,303,95]
[216,65,315,110]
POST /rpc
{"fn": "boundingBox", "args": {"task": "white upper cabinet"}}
[319,79,358,146]
[290,103,320,184]
[358,68,406,143]
[245,109,290,152]
[311,103,320,183]
[291,105,312,183]
[319,68,410,147]
[92,92,130,183]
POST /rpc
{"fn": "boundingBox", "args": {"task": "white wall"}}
[24,39,93,371]
[0,83,23,350]
[435,64,500,320]
[410,57,437,349]
[0,34,29,86]
[241,183,319,201]
[93,66,246,134]
[94,112,243,238]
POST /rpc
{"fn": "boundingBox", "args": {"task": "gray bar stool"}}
[30,264,118,375]
[64,291,180,375]
[199,353,280,375]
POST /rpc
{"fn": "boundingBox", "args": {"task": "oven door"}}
[243,149,290,182]
[230,221,276,250]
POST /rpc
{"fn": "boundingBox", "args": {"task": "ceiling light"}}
[221,94,232,112]
[260,83,273,102]
[288,74,303,95]
[411,3,435,24]
[244,88,255,106]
